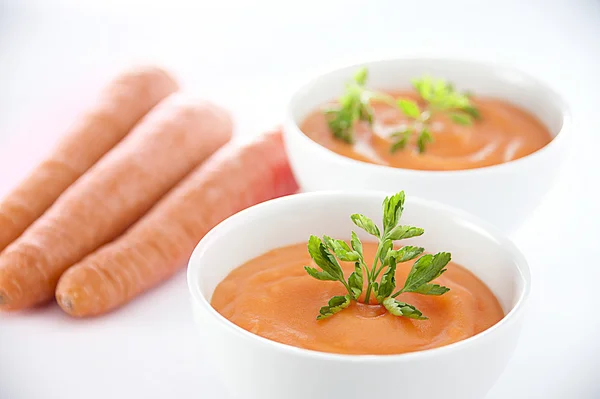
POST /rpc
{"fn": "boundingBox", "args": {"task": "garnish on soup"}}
[323,68,479,153]
[322,68,373,144]
[305,191,450,320]
[392,76,480,153]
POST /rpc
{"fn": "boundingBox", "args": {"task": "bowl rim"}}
[283,55,572,176]
[187,191,532,362]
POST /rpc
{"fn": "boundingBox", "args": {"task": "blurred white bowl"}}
[283,57,570,232]
[188,191,531,399]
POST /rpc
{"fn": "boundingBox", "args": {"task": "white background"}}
[0,0,599,398]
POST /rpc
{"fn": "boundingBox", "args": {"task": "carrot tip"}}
[57,295,73,312]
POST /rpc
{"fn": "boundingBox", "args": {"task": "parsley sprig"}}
[392,76,480,153]
[323,68,374,144]
[304,191,451,320]
[323,68,481,153]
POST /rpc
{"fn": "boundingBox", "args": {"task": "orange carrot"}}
[55,130,298,317]
[0,94,233,311]
[0,66,179,253]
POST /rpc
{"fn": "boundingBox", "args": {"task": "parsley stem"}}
[363,264,375,304]
[364,240,384,304]
[371,246,382,276]
[357,258,371,302]
[340,279,354,298]
[372,263,386,280]
[363,285,372,304]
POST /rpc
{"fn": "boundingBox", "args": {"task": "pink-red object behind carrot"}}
[56,129,299,317]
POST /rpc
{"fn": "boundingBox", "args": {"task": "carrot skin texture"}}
[0,94,233,310]
[56,130,299,317]
[0,67,179,254]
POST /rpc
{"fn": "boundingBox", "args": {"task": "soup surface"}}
[212,241,504,355]
[300,91,553,171]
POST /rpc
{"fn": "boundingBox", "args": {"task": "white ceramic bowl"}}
[188,192,531,399]
[283,57,570,232]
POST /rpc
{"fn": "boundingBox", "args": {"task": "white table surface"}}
[1,1,599,398]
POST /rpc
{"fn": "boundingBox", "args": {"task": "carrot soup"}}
[211,191,504,355]
[299,68,553,171]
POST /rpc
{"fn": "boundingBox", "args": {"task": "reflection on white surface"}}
[0,1,599,399]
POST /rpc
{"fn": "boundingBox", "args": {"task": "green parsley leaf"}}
[324,106,353,144]
[317,295,352,320]
[323,236,360,262]
[306,235,345,281]
[462,105,481,119]
[415,76,470,110]
[417,129,434,153]
[348,262,364,300]
[359,103,375,124]
[350,231,363,258]
[376,259,397,303]
[389,129,412,153]
[410,283,450,296]
[450,112,473,126]
[412,76,433,102]
[372,281,379,296]
[398,252,451,295]
[378,238,393,264]
[304,266,337,281]
[397,99,421,119]
[382,191,405,233]
[387,225,424,241]
[354,67,368,85]
[383,297,427,320]
[350,214,381,237]
[387,246,424,262]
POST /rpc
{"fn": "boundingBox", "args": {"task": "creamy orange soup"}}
[300,91,552,171]
[212,241,504,355]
